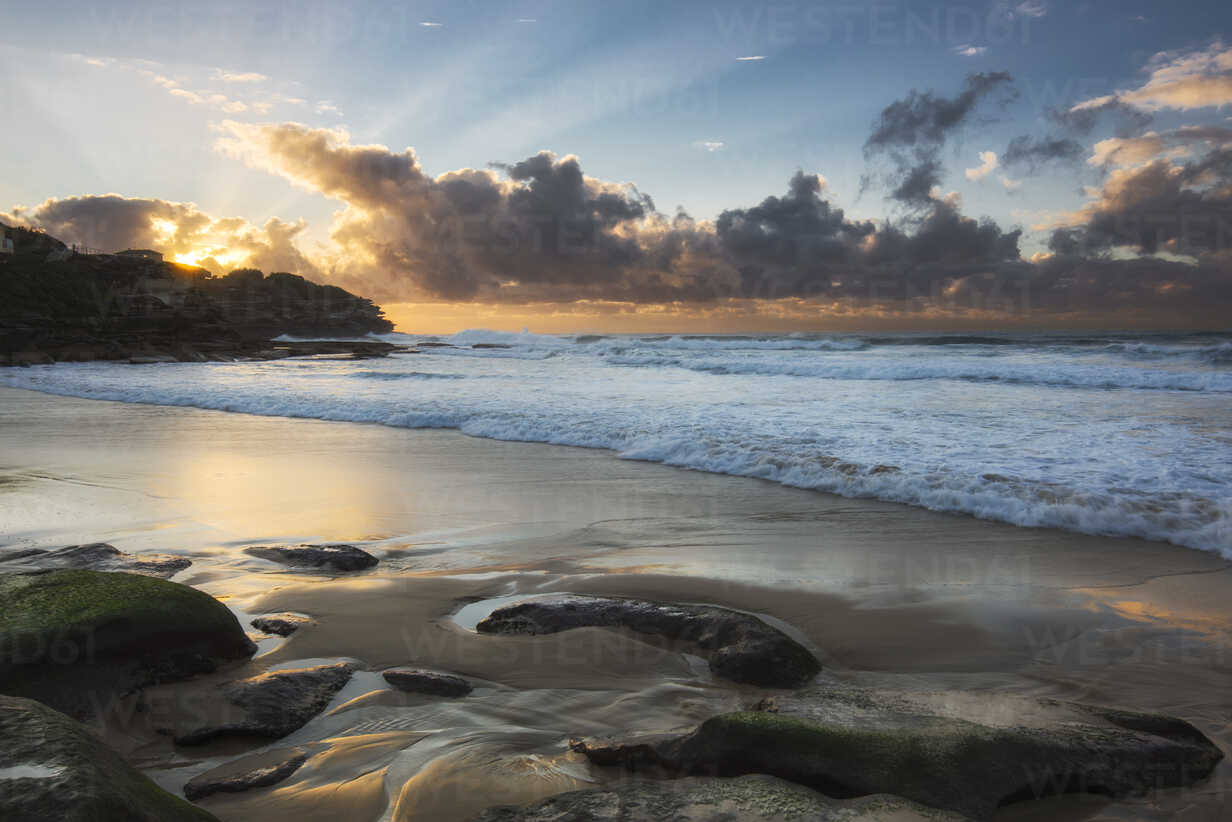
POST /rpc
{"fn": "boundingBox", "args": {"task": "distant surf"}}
[6,329,1231,556]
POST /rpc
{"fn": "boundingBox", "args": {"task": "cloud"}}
[735,55,766,61]
[210,121,1033,308]
[1049,97,1154,136]
[0,194,317,276]
[1088,125,1232,168]
[216,121,674,301]
[215,71,267,84]
[69,53,113,68]
[865,72,1016,208]
[1072,41,1232,113]
[866,72,1015,152]
[991,0,1047,22]
[1000,176,1023,191]
[1050,143,1232,257]
[68,54,327,119]
[692,140,726,152]
[1001,135,1085,169]
[1013,1,1048,18]
[13,124,1231,326]
[952,45,987,57]
[965,151,999,181]
[419,21,443,28]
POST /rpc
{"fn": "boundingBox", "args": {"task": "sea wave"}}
[4,331,1230,557]
[350,370,465,380]
[592,353,1232,391]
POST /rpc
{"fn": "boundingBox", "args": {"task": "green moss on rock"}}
[0,570,255,715]
[573,687,1225,820]
[0,569,253,664]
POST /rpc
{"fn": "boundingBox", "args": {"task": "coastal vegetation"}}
[0,223,393,365]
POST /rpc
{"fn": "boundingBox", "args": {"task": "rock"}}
[273,340,400,358]
[3,543,191,579]
[569,687,1225,820]
[0,548,49,563]
[251,613,313,636]
[472,775,967,821]
[244,543,378,572]
[174,662,357,745]
[183,749,309,801]
[251,348,294,360]
[0,694,219,821]
[476,595,820,688]
[128,354,179,364]
[0,570,256,717]
[382,668,472,697]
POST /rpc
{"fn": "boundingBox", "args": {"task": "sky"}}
[2,0,1231,333]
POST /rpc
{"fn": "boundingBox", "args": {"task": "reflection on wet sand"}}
[1,387,1229,821]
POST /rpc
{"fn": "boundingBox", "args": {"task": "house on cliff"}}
[116,249,164,262]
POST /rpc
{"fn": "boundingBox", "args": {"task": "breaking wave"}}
[4,328,1229,556]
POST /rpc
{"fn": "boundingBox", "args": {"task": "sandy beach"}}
[1,385,1229,821]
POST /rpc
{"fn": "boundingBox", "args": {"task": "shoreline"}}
[1,385,1229,821]
[3,366,1228,558]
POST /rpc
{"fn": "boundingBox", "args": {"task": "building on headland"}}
[0,229,13,257]
[116,249,163,262]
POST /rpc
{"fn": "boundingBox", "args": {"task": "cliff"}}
[0,224,396,365]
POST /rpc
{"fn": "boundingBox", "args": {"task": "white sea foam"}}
[4,330,1230,555]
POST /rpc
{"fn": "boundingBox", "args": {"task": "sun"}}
[173,247,249,271]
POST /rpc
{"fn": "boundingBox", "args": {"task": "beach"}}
[1,384,1229,820]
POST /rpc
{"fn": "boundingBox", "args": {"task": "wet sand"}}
[1,385,1229,821]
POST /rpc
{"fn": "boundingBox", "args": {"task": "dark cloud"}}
[15,103,1232,325]
[3,194,206,253]
[1018,255,1232,323]
[886,200,1022,267]
[1001,135,1085,169]
[889,160,945,207]
[1050,147,1232,257]
[865,72,1016,152]
[217,121,1035,306]
[715,171,873,269]
[864,72,1017,208]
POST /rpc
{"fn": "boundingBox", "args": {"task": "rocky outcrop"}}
[183,749,309,801]
[382,668,472,697]
[569,687,1225,819]
[174,662,357,745]
[475,595,820,688]
[472,775,967,821]
[0,694,219,822]
[244,544,379,572]
[0,570,256,717]
[0,224,397,367]
[0,543,191,578]
[251,613,313,637]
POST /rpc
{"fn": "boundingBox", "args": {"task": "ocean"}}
[4,329,1230,556]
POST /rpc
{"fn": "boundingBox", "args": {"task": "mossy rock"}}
[572,687,1225,819]
[472,774,966,821]
[0,570,255,716]
[0,694,219,821]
